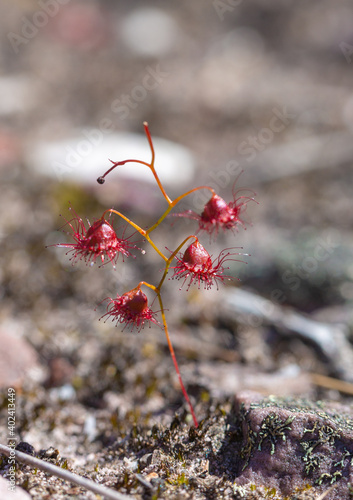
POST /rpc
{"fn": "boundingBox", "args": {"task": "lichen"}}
[257,414,295,454]
[240,402,296,468]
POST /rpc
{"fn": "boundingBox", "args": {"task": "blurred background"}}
[1,0,353,435]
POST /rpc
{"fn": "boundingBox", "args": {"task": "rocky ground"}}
[1,1,353,499]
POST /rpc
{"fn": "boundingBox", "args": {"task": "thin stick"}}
[0,444,132,500]
[311,373,353,396]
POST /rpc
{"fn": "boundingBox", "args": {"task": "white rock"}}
[0,76,38,116]
[26,131,194,188]
[0,476,31,500]
[120,8,179,57]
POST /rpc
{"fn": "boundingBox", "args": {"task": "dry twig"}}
[0,443,133,500]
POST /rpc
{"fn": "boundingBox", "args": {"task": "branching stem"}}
[95,123,225,427]
[102,208,168,262]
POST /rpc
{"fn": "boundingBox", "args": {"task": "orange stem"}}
[102,209,168,262]
[97,123,172,206]
[142,122,172,205]
[157,235,198,290]
[145,185,215,235]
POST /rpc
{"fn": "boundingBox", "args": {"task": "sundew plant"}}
[53,122,256,427]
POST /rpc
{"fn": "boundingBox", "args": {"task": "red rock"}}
[0,330,39,388]
[232,392,353,499]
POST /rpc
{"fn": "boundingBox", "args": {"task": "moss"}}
[167,471,189,487]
